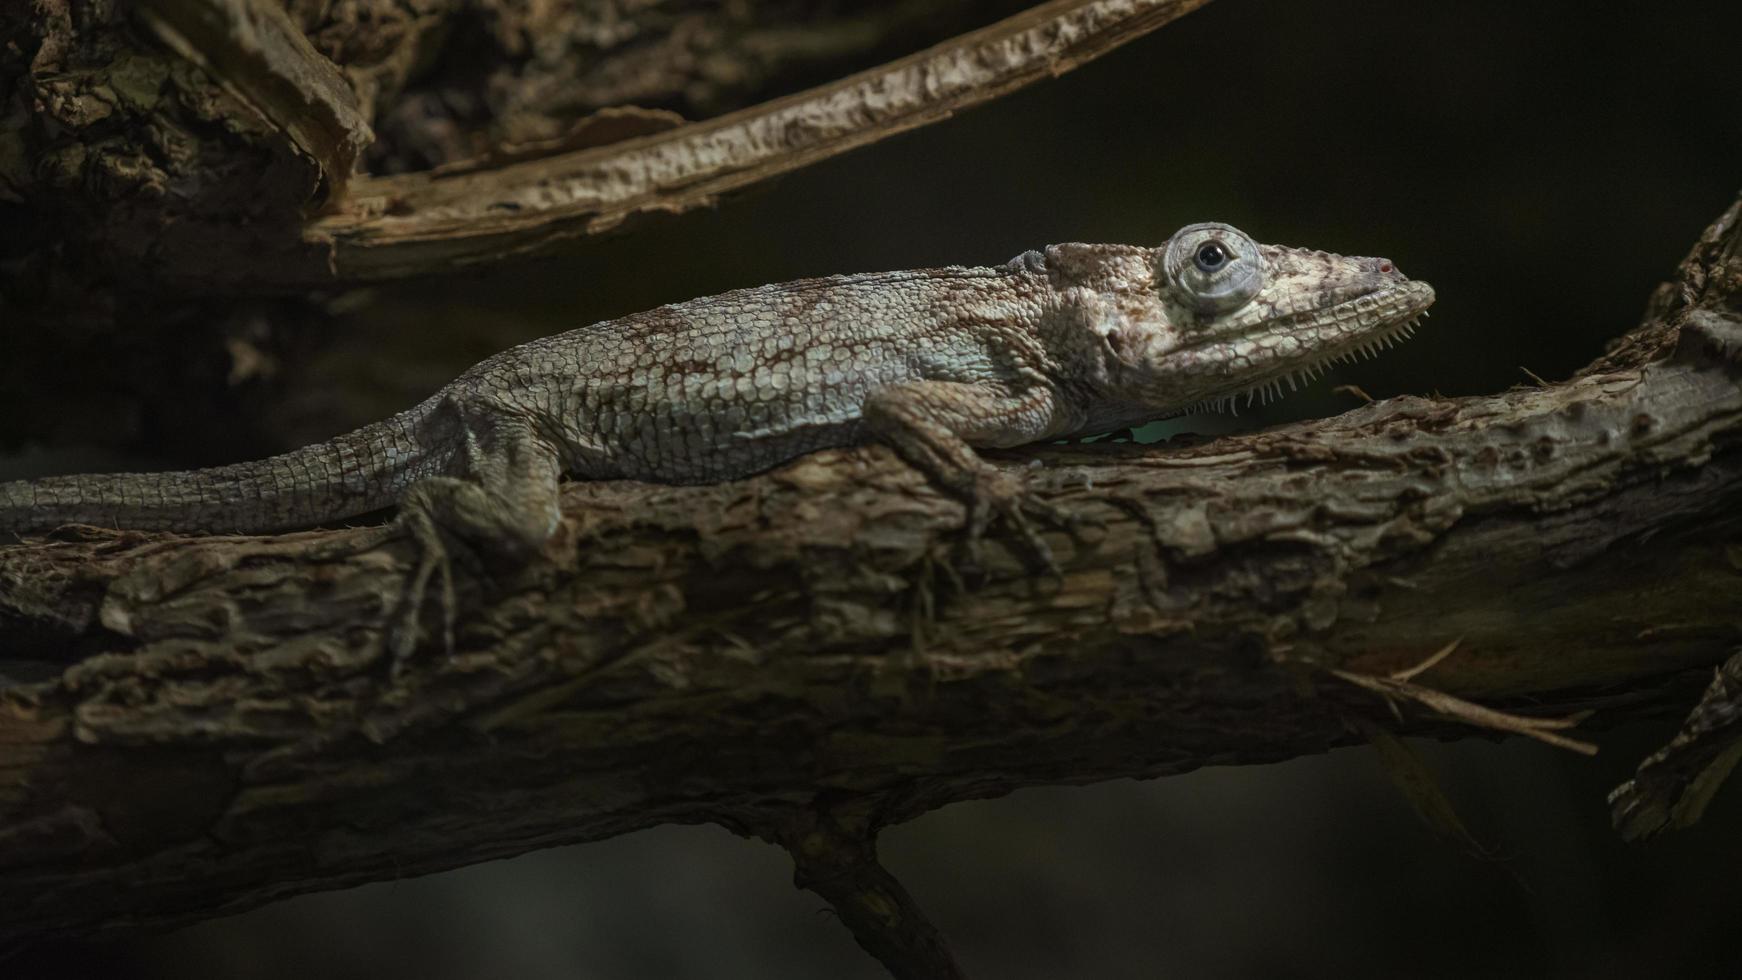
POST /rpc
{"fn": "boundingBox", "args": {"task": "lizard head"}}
[1099,222,1435,415]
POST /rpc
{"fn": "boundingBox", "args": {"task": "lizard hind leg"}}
[387,406,564,667]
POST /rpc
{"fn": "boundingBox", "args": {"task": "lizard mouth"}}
[1177,279,1436,416]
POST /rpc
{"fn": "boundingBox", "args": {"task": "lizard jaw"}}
[1170,278,1437,417]
[1182,312,1427,415]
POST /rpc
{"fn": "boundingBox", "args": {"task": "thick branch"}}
[1,197,1739,955]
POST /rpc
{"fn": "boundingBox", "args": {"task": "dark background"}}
[7,0,1742,976]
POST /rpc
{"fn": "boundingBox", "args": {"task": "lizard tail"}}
[0,403,454,536]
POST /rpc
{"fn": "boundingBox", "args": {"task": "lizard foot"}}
[378,415,563,673]
[388,507,460,669]
[958,464,1075,577]
[279,518,460,674]
[384,473,541,674]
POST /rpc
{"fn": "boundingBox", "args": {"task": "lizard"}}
[0,222,1434,648]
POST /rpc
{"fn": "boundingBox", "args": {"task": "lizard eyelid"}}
[1162,222,1265,314]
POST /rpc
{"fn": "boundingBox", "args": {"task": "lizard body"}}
[0,223,1434,567]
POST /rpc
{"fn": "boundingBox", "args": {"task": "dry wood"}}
[136,0,374,207]
[152,0,1215,288]
[2,195,1739,968]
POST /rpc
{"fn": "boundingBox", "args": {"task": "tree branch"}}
[772,807,966,980]
[2,194,1738,966]
[135,0,373,207]
[147,0,1216,288]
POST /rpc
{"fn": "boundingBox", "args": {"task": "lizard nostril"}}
[1378,261,1393,274]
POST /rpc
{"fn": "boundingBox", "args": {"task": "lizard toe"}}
[960,466,1063,576]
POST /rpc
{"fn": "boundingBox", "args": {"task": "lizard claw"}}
[390,509,460,672]
[299,521,454,672]
[381,465,551,674]
[960,465,1072,576]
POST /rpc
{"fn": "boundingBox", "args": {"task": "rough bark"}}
[1,195,1739,967]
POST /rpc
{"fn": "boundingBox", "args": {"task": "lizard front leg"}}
[391,398,563,661]
[861,380,1070,570]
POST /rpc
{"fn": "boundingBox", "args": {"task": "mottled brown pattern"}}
[0,224,1432,559]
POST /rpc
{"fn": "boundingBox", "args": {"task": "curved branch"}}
[146,0,1215,288]
[1,195,1739,962]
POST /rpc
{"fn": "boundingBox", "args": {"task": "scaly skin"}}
[0,223,1435,568]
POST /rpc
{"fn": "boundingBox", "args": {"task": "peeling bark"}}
[1,196,1739,964]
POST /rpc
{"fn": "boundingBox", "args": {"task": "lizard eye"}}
[1194,241,1228,272]
[1163,223,1265,314]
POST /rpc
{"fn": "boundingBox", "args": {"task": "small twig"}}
[1332,384,1375,404]
[1329,667,1598,755]
[773,808,966,980]
[1390,636,1462,683]
[1518,365,1551,387]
